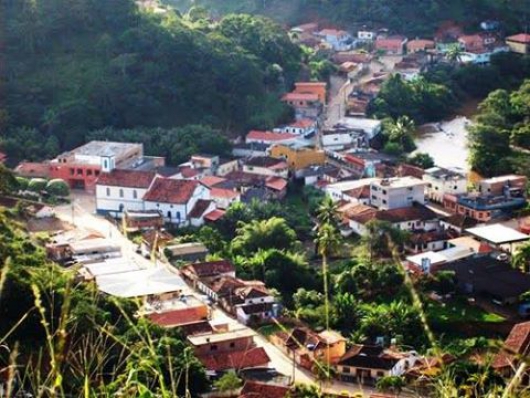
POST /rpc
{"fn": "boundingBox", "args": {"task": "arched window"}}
[133,190,137,199]
[119,189,124,198]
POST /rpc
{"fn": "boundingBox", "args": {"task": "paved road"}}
[53,192,381,396]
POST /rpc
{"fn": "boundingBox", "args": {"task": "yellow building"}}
[270,143,326,171]
[506,34,530,55]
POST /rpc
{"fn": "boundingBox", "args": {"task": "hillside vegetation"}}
[0,0,300,164]
[170,0,530,36]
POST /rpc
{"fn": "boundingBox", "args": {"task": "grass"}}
[425,297,505,324]
[257,323,287,337]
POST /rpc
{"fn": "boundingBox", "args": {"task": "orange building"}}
[270,143,326,171]
[294,82,327,104]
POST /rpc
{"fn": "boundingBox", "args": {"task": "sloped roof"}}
[493,321,530,369]
[188,199,213,219]
[143,178,200,204]
[507,33,530,44]
[265,177,288,191]
[200,176,226,188]
[97,169,156,188]
[247,131,297,142]
[239,381,289,398]
[204,209,226,222]
[197,347,270,372]
[148,306,207,327]
[183,260,235,278]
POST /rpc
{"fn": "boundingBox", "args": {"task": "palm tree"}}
[512,242,530,272]
[446,43,464,65]
[315,222,341,382]
[387,115,416,150]
[316,195,340,227]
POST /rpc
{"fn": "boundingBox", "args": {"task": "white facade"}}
[243,164,289,179]
[325,179,379,202]
[96,185,149,217]
[321,131,363,150]
[216,160,239,176]
[320,30,353,51]
[143,184,211,225]
[335,117,382,140]
[423,167,468,203]
[358,30,376,41]
[370,177,427,210]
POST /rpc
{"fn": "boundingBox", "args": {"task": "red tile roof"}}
[507,33,530,44]
[281,92,319,102]
[197,347,270,371]
[349,205,438,225]
[184,260,235,278]
[200,176,226,188]
[375,36,406,51]
[14,162,51,178]
[143,178,201,204]
[180,166,200,178]
[148,306,207,327]
[211,187,240,200]
[97,169,156,189]
[406,39,435,51]
[239,381,290,398]
[265,177,288,191]
[188,199,213,219]
[288,118,315,129]
[246,131,297,143]
[204,209,226,222]
[493,321,530,369]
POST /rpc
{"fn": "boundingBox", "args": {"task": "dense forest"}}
[0,0,300,164]
[170,0,530,36]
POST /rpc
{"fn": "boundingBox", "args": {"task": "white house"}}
[246,130,298,146]
[325,178,379,202]
[423,167,468,203]
[370,177,427,210]
[95,169,156,217]
[274,119,317,137]
[318,29,354,51]
[242,157,289,179]
[334,117,382,140]
[321,130,364,150]
[357,30,376,41]
[143,178,211,226]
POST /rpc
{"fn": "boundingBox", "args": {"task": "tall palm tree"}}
[316,195,340,227]
[315,222,341,382]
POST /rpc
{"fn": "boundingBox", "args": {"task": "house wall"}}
[190,201,216,228]
[423,175,467,203]
[321,133,357,149]
[192,335,254,356]
[507,40,529,54]
[348,219,368,236]
[336,365,390,382]
[144,184,210,225]
[216,160,239,176]
[313,340,347,363]
[270,146,326,171]
[294,83,327,103]
[370,183,425,210]
[95,185,148,216]
[243,164,289,179]
[49,163,101,192]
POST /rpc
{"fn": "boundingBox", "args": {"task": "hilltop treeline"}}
[171,0,530,36]
[0,0,300,163]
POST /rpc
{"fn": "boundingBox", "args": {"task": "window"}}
[167,211,172,219]
[377,371,385,378]
[382,189,387,195]
[95,171,100,176]
[69,168,75,176]
[119,189,124,198]
[176,212,181,220]
[229,342,235,348]
[382,199,387,204]
[77,169,83,175]
[87,169,93,176]
[106,188,110,197]
[210,345,218,351]
[343,367,350,374]
[104,159,108,169]
[133,190,137,199]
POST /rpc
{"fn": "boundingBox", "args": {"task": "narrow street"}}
[53,193,381,396]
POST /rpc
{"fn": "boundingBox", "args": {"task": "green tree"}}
[513,242,530,272]
[231,217,298,256]
[45,179,70,197]
[376,375,405,395]
[214,370,242,392]
[407,152,435,169]
[27,178,48,193]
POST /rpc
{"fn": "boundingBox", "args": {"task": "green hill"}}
[169,0,530,36]
[0,0,300,163]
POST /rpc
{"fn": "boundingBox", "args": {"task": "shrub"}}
[45,179,70,197]
[28,178,47,192]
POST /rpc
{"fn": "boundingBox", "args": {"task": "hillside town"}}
[3,4,530,397]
